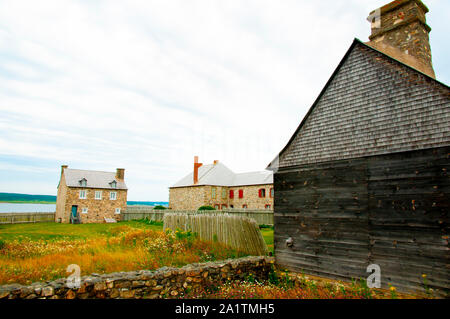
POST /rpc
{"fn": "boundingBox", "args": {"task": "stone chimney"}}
[116,168,125,181]
[366,0,435,78]
[213,160,219,165]
[61,165,68,175]
[193,156,203,184]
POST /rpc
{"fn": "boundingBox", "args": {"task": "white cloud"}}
[0,0,448,200]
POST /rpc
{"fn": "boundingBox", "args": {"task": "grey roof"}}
[268,39,450,170]
[171,162,273,188]
[64,168,127,190]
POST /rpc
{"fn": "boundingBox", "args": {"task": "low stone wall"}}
[0,256,274,299]
[0,212,55,224]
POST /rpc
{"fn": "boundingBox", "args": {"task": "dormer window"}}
[79,178,87,187]
[110,180,117,188]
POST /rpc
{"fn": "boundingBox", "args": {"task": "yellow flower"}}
[422,274,427,278]
[390,286,396,291]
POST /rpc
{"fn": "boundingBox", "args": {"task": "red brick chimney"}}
[366,0,435,78]
[193,156,203,184]
[213,160,219,165]
[116,168,125,181]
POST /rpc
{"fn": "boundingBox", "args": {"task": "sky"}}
[0,0,448,201]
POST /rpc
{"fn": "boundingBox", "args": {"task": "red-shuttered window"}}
[259,188,266,198]
[229,190,234,199]
[238,189,244,198]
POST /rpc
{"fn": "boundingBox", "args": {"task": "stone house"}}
[169,157,273,210]
[55,165,128,223]
[268,0,449,295]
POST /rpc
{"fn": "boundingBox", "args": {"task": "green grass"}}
[0,221,163,241]
[260,227,274,254]
[0,221,274,253]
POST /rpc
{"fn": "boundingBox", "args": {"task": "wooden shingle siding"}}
[278,41,450,169]
[274,146,449,296]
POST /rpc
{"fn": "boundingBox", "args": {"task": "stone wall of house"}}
[0,256,273,299]
[55,172,68,223]
[169,186,209,210]
[169,184,273,210]
[57,187,127,224]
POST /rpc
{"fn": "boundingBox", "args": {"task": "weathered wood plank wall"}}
[274,146,449,296]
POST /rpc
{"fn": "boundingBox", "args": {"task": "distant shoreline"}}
[0,200,56,204]
[0,200,168,206]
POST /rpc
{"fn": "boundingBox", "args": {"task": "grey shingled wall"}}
[279,41,450,168]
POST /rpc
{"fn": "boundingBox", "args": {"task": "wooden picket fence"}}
[163,213,268,256]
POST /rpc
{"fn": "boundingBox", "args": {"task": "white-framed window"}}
[95,191,102,200]
[79,190,87,199]
[110,192,117,200]
[81,208,88,214]
[110,181,117,188]
[79,179,87,187]
[115,208,121,214]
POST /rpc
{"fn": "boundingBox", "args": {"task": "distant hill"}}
[0,193,168,206]
[0,192,56,203]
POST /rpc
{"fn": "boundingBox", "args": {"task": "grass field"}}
[0,220,266,285]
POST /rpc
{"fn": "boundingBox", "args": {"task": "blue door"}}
[71,206,78,219]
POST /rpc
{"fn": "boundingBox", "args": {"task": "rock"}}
[144,293,160,299]
[132,281,145,288]
[0,290,10,299]
[119,289,135,299]
[66,290,76,299]
[94,282,107,292]
[114,280,131,289]
[221,266,230,273]
[106,279,114,289]
[152,285,163,291]
[109,289,119,299]
[42,286,54,297]
[19,287,34,298]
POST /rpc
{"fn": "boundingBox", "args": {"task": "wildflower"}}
[390,286,396,292]
[422,274,427,278]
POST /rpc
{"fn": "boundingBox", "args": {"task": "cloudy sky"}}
[0,0,448,201]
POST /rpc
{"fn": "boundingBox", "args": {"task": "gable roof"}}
[268,38,450,170]
[171,162,273,188]
[64,168,127,190]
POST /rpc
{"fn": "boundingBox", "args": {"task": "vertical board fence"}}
[0,212,55,224]
[163,213,269,256]
[122,207,273,225]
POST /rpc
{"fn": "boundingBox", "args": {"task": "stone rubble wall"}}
[0,256,274,299]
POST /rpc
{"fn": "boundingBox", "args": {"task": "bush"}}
[153,205,167,210]
[0,239,5,250]
[198,205,215,211]
[136,218,163,227]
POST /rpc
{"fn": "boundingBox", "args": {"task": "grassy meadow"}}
[0,220,266,285]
